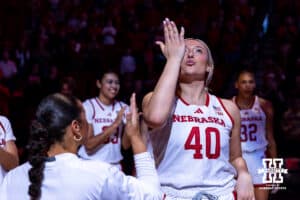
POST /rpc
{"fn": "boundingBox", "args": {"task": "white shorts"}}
[242,148,267,185]
[162,186,236,200]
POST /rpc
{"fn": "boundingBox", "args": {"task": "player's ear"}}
[96,80,101,89]
[206,65,212,73]
[234,81,238,89]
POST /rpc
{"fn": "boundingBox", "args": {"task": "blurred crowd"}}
[0,0,299,175]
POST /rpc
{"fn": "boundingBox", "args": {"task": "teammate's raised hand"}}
[155,18,185,61]
[125,93,140,138]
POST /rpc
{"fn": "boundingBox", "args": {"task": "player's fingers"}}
[125,112,132,124]
[130,93,138,125]
[179,26,185,43]
[155,41,165,54]
[170,21,179,42]
[163,18,170,45]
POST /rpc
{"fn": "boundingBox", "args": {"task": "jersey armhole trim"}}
[217,97,234,126]
[0,121,6,133]
[89,99,96,120]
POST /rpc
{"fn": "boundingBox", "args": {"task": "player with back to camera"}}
[0,93,164,200]
[142,18,255,200]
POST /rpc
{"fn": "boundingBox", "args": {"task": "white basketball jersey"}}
[78,97,128,164]
[0,116,16,184]
[234,96,268,152]
[148,94,237,196]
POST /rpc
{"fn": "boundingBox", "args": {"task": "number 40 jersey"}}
[147,94,237,197]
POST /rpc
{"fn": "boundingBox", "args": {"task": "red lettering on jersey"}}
[172,115,225,127]
[241,116,263,122]
[94,118,114,123]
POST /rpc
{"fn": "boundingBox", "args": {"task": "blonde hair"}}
[184,38,214,88]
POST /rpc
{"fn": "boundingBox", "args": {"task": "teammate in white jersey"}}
[233,70,277,200]
[142,18,254,200]
[0,93,163,200]
[78,70,130,168]
[0,115,19,184]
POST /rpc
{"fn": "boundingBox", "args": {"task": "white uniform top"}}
[0,152,163,200]
[0,116,16,184]
[233,96,268,152]
[78,97,128,164]
[147,94,237,197]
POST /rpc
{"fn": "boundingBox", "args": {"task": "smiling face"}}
[97,72,120,103]
[179,39,214,85]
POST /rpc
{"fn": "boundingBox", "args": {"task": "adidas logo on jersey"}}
[194,108,203,114]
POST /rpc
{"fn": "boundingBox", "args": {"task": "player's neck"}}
[236,95,255,109]
[98,95,114,106]
[47,143,75,157]
[179,86,207,105]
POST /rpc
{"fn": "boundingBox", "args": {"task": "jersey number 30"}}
[184,127,220,159]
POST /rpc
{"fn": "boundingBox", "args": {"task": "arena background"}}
[0,0,299,199]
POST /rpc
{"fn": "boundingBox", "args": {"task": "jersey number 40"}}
[184,126,220,159]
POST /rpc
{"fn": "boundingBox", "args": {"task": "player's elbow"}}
[83,142,97,155]
[142,112,166,129]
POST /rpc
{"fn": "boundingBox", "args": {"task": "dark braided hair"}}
[27,93,81,200]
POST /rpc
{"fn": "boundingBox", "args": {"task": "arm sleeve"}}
[100,152,163,200]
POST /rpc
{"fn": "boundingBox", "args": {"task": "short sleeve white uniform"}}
[233,96,268,185]
[147,94,237,199]
[0,116,16,184]
[0,152,163,200]
[78,97,128,164]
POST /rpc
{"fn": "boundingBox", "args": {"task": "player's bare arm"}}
[84,108,125,154]
[222,99,255,200]
[0,141,19,171]
[142,18,185,128]
[259,97,277,158]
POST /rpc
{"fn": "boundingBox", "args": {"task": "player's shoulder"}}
[0,115,10,124]
[217,97,240,117]
[75,158,113,176]
[257,96,273,115]
[257,96,272,107]
[5,162,31,179]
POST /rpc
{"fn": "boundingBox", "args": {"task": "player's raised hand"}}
[155,18,185,61]
[125,93,140,138]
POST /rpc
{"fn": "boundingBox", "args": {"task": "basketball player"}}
[0,115,19,184]
[0,93,164,199]
[78,70,130,169]
[142,18,254,200]
[233,70,277,200]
